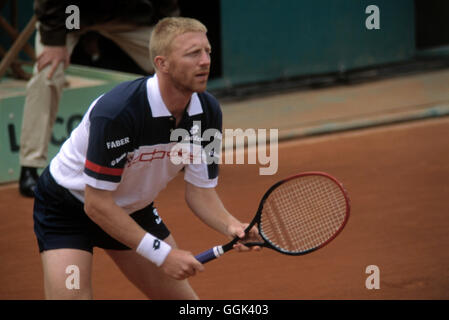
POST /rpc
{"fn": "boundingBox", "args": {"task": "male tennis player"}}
[33,17,259,299]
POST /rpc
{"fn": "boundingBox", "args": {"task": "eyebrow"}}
[184,43,212,53]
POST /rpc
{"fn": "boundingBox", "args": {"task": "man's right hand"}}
[161,248,204,280]
[37,45,70,80]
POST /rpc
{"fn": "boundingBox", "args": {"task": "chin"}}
[196,86,207,93]
[193,83,208,93]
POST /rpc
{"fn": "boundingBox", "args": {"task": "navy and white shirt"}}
[50,74,222,214]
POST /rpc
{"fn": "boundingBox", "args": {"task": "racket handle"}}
[195,246,224,264]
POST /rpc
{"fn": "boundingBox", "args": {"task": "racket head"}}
[245,172,350,255]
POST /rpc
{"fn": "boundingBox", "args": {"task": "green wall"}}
[0,66,139,183]
[217,0,415,87]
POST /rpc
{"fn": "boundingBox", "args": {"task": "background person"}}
[19,0,180,197]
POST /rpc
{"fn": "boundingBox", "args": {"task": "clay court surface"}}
[0,115,448,300]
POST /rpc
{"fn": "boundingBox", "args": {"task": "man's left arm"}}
[185,182,260,252]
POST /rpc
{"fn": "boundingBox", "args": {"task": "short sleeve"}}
[83,116,133,190]
[184,93,222,188]
[184,162,218,188]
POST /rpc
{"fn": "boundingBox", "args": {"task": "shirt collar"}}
[146,74,203,118]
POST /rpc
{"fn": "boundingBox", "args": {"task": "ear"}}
[154,56,169,73]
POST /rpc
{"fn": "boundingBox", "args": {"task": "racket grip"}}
[195,246,224,264]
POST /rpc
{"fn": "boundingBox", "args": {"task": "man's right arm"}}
[35,0,68,46]
[84,185,203,279]
[34,0,70,78]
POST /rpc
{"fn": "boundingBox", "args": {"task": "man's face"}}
[165,31,211,93]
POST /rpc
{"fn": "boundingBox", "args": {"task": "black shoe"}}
[19,166,39,198]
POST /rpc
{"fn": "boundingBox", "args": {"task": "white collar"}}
[146,74,203,118]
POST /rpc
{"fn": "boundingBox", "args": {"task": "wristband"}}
[136,233,172,267]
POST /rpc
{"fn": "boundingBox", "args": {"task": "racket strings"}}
[260,175,347,253]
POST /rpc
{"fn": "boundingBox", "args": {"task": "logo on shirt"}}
[190,124,200,136]
[106,137,130,149]
[111,152,127,166]
[153,208,162,224]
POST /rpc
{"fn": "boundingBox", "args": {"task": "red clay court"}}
[1,114,448,299]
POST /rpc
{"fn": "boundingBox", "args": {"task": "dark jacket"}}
[35,0,179,46]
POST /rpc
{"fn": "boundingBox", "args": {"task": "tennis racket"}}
[195,172,350,264]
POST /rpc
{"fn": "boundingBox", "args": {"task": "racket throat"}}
[222,240,238,253]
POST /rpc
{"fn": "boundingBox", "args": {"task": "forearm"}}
[185,183,241,238]
[84,186,146,250]
[35,0,68,46]
[84,186,173,266]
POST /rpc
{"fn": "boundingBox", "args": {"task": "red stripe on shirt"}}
[85,159,123,176]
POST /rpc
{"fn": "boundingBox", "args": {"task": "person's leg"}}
[105,235,199,300]
[33,167,95,299]
[40,249,93,299]
[19,28,81,197]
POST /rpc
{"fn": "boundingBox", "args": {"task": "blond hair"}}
[149,17,208,69]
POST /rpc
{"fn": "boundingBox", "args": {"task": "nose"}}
[199,50,211,67]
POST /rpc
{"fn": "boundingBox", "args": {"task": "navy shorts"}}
[33,166,170,253]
